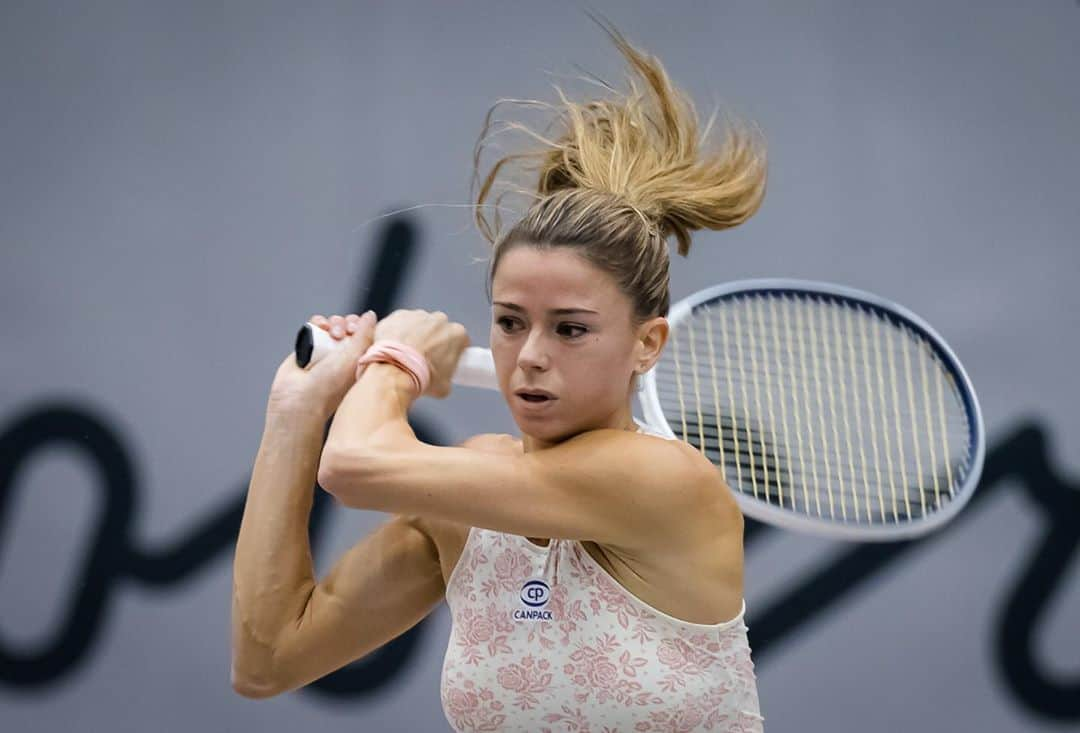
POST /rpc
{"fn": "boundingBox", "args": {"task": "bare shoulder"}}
[564,428,729,501]
[659,435,743,534]
[653,433,741,516]
[584,429,743,544]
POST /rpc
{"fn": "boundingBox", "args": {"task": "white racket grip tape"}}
[294,322,499,391]
[452,347,498,391]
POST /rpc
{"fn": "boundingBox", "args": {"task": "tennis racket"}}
[295,279,984,542]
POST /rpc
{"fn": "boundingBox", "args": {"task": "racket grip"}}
[294,322,335,368]
[452,347,498,391]
[294,323,499,391]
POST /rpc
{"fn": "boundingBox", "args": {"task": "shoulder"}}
[559,427,714,482]
[540,429,735,519]
[591,429,743,531]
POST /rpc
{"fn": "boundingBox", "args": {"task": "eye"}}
[557,323,588,339]
[496,316,521,333]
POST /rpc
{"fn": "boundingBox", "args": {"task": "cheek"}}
[565,350,630,395]
[489,328,515,380]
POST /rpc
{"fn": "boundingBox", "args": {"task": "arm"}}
[231,409,446,698]
[320,365,733,551]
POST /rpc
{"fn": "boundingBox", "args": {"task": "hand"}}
[267,311,377,418]
[373,309,470,398]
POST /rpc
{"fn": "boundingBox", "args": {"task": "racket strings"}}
[657,291,974,526]
[677,417,961,511]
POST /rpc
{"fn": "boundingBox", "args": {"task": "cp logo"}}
[520,580,551,607]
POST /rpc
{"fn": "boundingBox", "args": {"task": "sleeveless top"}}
[438,421,764,732]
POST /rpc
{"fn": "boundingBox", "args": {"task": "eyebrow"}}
[493,301,599,316]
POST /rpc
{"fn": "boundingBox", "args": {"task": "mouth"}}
[514,389,557,405]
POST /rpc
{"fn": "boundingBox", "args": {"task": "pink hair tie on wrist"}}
[355,340,431,396]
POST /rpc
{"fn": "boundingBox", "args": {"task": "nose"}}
[517,328,550,372]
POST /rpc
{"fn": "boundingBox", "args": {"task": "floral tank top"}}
[439,424,764,732]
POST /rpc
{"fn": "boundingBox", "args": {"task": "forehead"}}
[491,246,622,307]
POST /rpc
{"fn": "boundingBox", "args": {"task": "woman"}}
[232,25,767,731]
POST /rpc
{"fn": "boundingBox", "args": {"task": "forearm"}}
[323,362,419,453]
[231,409,326,692]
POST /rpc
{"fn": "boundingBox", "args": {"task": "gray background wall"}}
[1,1,1077,731]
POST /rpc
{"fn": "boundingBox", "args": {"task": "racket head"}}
[639,278,985,541]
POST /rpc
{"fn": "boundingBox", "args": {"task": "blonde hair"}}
[474,22,767,323]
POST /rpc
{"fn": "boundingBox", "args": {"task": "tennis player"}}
[233,25,767,731]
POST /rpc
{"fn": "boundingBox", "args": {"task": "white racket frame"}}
[638,278,985,541]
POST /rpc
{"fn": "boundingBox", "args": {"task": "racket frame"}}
[638,278,985,541]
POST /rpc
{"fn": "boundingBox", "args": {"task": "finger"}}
[344,312,375,338]
[357,310,377,333]
[329,315,347,338]
[310,315,329,329]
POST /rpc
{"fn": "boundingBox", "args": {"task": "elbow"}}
[316,444,350,501]
[231,663,284,699]
[232,678,280,700]
[316,454,341,499]
[317,444,382,509]
[230,626,285,699]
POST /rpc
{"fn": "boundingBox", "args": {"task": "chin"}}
[513,414,591,446]
[509,411,558,438]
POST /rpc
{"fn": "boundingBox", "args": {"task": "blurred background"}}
[1,1,1077,731]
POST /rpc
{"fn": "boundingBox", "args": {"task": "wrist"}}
[265,393,335,427]
[359,362,422,400]
[356,340,430,396]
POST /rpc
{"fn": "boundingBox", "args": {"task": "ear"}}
[634,316,669,374]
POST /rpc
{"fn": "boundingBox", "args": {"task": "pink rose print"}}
[525,584,588,650]
[722,646,757,688]
[464,614,494,645]
[591,658,619,687]
[443,679,507,732]
[714,710,765,733]
[656,637,722,693]
[686,631,723,655]
[496,654,554,710]
[563,634,660,708]
[657,637,717,676]
[540,704,593,732]
[576,549,658,644]
[636,704,706,733]
[590,570,639,630]
[481,547,533,597]
[454,603,515,665]
[451,544,490,603]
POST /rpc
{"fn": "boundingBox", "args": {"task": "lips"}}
[515,388,556,402]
